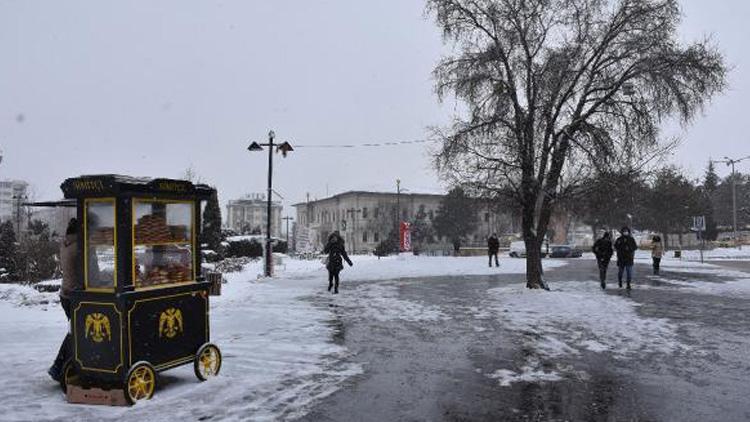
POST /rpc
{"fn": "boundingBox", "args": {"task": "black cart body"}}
[59,175,217,390]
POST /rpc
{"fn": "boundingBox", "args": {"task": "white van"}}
[508,240,549,258]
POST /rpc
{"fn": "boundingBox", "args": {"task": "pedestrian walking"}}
[487,233,500,267]
[49,218,79,382]
[614,226,638,289]
[592,232,614,289]
[323,231,353,294]
[651,235,663,275]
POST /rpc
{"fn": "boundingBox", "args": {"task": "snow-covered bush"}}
[214,257,255,273]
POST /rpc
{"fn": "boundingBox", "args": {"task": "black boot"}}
[327,282,332,292]
[626,282,631,290]
[618,281,622,288]
[334,287,339,294]
[48,365,61,382]
[600,281,606,289]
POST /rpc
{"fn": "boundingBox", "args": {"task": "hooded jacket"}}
[614,227,638,266]
[592,235,614,263]
[324,235,352,273]
[487,235,500,254]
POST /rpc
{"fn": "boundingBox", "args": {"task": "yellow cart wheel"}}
[124,361,157,404]
[194,343,222,381]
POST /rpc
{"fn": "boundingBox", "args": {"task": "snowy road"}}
[300,259,750,422]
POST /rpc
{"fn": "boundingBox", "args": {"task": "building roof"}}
[292,190,445,207]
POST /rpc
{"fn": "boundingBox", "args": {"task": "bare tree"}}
[428,0,727,288]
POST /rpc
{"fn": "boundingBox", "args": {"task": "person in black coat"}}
[323,231,353,294]
[614,226,638,289]
[592,232,613,289]
[487,233,500,267]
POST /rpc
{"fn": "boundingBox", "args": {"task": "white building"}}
[293,190,512,254]
[0,179,28,227]
[225,194,283,238]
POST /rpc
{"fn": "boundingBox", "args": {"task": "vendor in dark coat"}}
[614,226,638,289]
[49,218,80,383]
[487,233,500,267]
[323,231,353,294]
[592,232,614,289]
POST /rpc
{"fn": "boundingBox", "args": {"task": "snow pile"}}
[681,247,750,261]
[487,358,563,387]
[481,281,687,387]
[334,283,449,322]
[0,282,59,308]
[643,264,750,298]
[486,282,684,358]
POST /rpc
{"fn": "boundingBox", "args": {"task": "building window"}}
[484,212,489,222]
[428,210,434,220]
[362,231,368,243]
[374,207,379,218]
[362,207,368,218]
[374,232,380,242]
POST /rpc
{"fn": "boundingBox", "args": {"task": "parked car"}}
[548,245,583,258]
[508,240,549,258]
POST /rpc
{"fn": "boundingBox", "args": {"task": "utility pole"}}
[247,130,294,276]
[282,216,293,247]
[712,155,750,248]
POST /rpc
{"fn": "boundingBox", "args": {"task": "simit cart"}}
[53,174,222,404]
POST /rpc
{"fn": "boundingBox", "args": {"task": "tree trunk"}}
[524,236,545,289]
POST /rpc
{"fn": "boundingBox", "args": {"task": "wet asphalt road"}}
[298,259,750,422]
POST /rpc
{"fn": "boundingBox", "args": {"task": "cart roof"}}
[24,199,77,208]
[61,174,215,199]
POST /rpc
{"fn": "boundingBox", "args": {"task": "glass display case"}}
[85,199,116,290]
[133,200,194,288]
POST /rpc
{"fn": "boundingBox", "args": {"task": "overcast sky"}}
[1,0,748,218]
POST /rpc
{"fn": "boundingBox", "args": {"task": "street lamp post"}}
[248,130,294,276]
[282,216,293,248]
[712,155,750,248]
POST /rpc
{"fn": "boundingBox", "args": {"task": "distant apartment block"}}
[225,193,283,238]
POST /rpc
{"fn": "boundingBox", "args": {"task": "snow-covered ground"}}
[3,252,748,419]
[480,281,687,386]
[0,254,564,422]
[477,258,750,388]
[583,247,750,263]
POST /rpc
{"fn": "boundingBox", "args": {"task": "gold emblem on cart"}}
[159,308,183,338]
[84,313,112,343]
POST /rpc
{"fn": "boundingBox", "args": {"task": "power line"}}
[292,138,439,149]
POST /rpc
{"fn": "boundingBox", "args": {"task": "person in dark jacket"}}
[614,226,638,289]
[487,233,500,267]
[49,218,79,382]
[323,231,353,294]
[592,232,614,289]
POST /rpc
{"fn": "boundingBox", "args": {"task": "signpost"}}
[692,215,706,264]
[399,221,411,253]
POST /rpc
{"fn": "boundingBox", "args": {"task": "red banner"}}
[399,221,411,252]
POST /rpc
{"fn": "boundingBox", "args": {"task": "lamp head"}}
[247,141,263,152]
[276,141,294,157]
